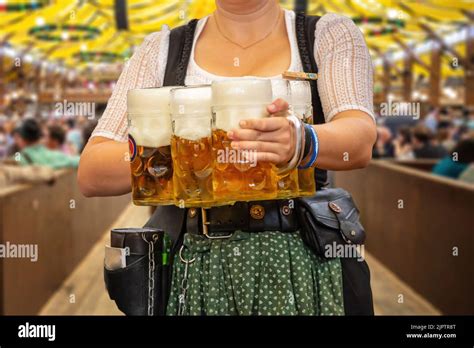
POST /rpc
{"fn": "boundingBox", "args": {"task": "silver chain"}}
[177,245,195,316]
[143,233,158,316]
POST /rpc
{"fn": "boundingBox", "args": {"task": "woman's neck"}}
[213,0,282,45]
[216,0,277,21]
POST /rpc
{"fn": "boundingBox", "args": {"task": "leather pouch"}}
[296,188,365,258]
[104,227,165,316]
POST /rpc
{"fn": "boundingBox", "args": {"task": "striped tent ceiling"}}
[0,0,472,77]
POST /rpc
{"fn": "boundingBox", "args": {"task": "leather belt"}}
[186,199,299,238]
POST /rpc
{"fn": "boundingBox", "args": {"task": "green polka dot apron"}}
[166,230,345,315]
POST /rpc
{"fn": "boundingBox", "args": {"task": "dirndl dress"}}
[166,230,344,315]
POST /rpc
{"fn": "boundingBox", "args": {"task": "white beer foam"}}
[170,86,212,141]
[127,86,176,114]
[170,85,212,115]
[289,80,312,106]
[129,117,172,148]
[271,79,291,103]
[174,124,211,141]
[293,105,308,119]
[212,79,272,106]
[212,79,272,132]
[128,87,177,148]
[215,105,268,132]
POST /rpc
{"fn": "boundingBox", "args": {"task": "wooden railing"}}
[334,160,474,314]
[0,170,130,315]
[392,159,438,172]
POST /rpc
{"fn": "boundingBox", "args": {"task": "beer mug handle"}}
[276,113,304,175]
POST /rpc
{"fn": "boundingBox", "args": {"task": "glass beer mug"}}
[290,80,316,196]
[211,78,277,202]
[127,87,175,205]
[170,85,215,207]
[271,79,299,199]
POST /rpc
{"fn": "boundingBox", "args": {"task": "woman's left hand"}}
[227,98,296,165]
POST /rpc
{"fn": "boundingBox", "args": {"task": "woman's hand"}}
[227,98,296,165]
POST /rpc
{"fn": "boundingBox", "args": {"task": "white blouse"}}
[92,9,374,142]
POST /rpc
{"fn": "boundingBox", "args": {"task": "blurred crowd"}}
[1,103,473,188]
[0,115,97,187]
[374,106,474,184]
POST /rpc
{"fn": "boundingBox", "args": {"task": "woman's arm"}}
[77,31,163,197]
[78,137,131,197]
[231,14,376,170]
[230,102,376,170]
[313,110,376,169]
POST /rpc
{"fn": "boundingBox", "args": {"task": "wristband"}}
[298,125,319,169]
[302,124,312,159]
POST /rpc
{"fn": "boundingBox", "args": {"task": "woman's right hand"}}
[228,98,296,165]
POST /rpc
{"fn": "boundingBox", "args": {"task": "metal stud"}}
[281,205,291,216]
[328,202,342,214]
[250,205,265,220]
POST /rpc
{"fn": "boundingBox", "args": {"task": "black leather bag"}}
[296,188,366,258]
[104,227,166,316]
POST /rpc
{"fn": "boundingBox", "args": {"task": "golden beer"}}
[127,87,176,205]
[297,165,315,196]
[129,144,174,205]
[170,85,216,207]
[276,170,299,198]
[212,128,276,201]
[171,135,214,206]
[211,79,277,202]
[290,80,316,196]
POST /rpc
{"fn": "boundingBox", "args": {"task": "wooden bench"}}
[0,170,130,314]
[392,159,438,172]
[334,160,474,314]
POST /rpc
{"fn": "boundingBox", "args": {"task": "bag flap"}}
[299,189,359,227]
[297,188,365,244]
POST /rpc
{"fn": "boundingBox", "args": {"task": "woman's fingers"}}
[230,136,293,164]
[237,98,290,131]
[238,115,289,132]
[267,98,290,114]
[232,150,282,165]
[225,99,294,165]
[231,140,288,154]
[255,152,282,164]
[228,127,290,143]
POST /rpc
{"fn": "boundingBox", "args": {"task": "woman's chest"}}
[193,34,292,78]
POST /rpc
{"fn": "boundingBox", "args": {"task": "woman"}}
[393,126,414,160]
[78,0,376,315]
[433,136,474,179]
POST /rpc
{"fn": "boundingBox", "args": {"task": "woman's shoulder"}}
[132,24,174,58]
[143,30,163,42]
[315,13,361,38]
[286,10,363,47]
[287,9,355,27]
[311,12,368,60]
[140,26,170,50]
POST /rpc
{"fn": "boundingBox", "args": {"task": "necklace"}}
[214,9,282,50]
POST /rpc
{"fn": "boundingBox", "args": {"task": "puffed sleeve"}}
[314,13,375,122]
[91,29,169,142]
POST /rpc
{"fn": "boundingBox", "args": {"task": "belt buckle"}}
[201,208,233,239]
